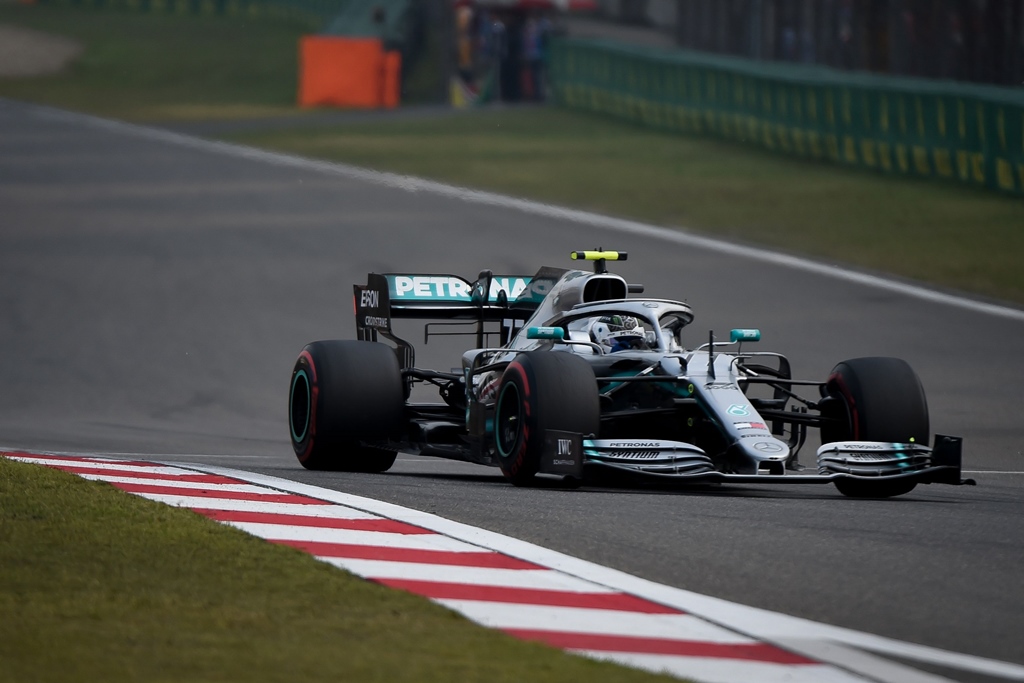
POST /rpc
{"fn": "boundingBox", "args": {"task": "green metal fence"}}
[549,38,1024,197]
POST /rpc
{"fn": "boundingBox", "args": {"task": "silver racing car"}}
[288,251,972,497]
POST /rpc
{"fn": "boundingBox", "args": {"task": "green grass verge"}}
[0,456,676,683]
[226,107,1024,306]
[0,4,313,120]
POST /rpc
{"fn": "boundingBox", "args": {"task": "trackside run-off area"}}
[5,452,1024,683]
[0,452,835,683]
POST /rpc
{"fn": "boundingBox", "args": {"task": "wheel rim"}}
[290,370,311,443]
[495,381,523,459]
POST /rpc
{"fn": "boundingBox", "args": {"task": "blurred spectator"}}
[456,5,475,86]
[500,12,523,101]
[449,2,563,104]
[522,12,551,100]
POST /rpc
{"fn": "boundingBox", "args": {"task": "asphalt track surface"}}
[2,99,1023,680]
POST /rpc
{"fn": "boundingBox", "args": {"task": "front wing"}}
[538,433,974,488]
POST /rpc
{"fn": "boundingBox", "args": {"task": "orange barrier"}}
[381,50,401,109]
[298,36,401,109]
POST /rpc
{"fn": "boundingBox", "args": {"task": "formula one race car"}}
[288,251,972,497]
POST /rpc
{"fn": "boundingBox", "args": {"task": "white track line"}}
[10,457,200,476]
[438,601,753,643]
[12,99,1024,324]
[222,521,503,553]
[125,494,369,516]
[71,473,276,493]
[323,560,611,592]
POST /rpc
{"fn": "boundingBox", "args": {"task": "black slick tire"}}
[824,356,930,498]
[494,352,599,486]
[289,340,403,472]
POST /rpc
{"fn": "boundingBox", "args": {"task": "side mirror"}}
[730,328,761,342]
[527,326,566,341]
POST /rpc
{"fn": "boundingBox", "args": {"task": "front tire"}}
[822,356,929,498]
[494,352,599,486]
[289,340,404,472]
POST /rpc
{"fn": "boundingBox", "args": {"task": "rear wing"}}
[353,269,564,366]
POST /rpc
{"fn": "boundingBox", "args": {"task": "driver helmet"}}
[591,315,646,352]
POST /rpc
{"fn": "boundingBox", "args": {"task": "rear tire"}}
[823,357,929,498]
[289,340,404,472]
[494,352,599,486]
